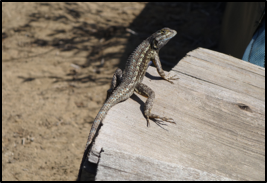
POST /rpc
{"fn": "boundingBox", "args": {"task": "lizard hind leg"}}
[106,68,123,101]
[134,83,176,127]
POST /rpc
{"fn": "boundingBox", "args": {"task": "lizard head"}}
[150,28,177,50]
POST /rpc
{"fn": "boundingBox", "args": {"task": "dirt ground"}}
[2,2,224,180]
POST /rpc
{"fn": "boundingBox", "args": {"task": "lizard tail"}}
[79,102,113,180]
[85,101,113,149]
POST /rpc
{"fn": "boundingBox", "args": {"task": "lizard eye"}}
[161,29,166,34]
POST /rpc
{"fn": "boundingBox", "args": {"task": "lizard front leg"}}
[106,68,123,101]
[152,53,179,84]
[134,83,176,126]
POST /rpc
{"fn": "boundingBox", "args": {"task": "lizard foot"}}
[164,74,179,84]
[147,113,176,126]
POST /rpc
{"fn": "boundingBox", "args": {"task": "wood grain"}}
[83,48,265,181]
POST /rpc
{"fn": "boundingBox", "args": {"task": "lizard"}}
[84,27,178,153]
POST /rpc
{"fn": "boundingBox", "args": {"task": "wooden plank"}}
[174,48,265,101]
[81,48,265,181]
[187,48,265,76]
[96,148,233,181]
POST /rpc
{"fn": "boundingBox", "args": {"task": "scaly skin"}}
[85,27,178,152]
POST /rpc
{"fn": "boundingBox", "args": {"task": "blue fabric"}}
[242,21,265,67]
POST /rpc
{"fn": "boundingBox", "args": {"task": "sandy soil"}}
[2,2,224,180]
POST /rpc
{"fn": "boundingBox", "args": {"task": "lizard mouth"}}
[162,29,177,42]
[169,29,177,38]
[172,30,177,36]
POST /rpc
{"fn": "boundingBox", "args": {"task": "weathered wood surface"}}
[81,48,265,181]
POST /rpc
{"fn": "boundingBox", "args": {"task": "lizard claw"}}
[146,118,150,127]
[166,118,176,124]
[165,74,179,84]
